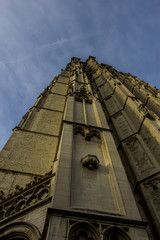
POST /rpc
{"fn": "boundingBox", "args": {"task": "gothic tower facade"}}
[0,57,160,240]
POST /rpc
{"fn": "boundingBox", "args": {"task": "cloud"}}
[36,38,71,50]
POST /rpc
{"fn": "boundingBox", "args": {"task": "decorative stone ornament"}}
[73,126,101,141]
[81,155,99,170]
[0,171,55,222]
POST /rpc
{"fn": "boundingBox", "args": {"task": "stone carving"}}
[9,185,23,197]
[68,81,93,103]
[81,155,99,170]
[79,84,87,92]
[26,175,44,188]
[138,104,158,120]
[125,136,154,174]
[73,126,101,141]
[0,171,54,222]
[74,84,93,103]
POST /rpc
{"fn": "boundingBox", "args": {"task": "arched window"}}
[0,221,41,240]
[103,226,131,240]
[68,222,100,240]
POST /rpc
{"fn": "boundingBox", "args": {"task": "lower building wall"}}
[43,210,149,240]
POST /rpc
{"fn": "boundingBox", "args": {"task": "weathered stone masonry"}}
[0,57,160,240]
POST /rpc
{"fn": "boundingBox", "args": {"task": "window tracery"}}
[103,226,131,240]
[68,222,100,240]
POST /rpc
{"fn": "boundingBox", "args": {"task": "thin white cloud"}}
[0,38,69,65]
[36,38,71,50]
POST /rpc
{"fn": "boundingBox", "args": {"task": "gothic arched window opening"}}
[103,226,131,240]
[68,222,100,240]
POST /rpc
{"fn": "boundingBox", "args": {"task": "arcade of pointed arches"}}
[68,222,131,240]
[0,221,132,240]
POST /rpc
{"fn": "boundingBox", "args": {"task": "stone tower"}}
[0,57,160,240]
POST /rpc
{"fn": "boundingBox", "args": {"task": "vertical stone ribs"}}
[85,56,160,238]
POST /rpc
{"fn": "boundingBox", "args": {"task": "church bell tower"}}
[0,57,160,240]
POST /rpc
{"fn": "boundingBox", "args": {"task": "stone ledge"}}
[47,208,148,228]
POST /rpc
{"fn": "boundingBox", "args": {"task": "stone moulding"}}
[0,172,55,223]
[81,155,100,170]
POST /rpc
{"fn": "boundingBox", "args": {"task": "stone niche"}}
[71,133,116,213]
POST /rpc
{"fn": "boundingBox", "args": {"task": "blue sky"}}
[0,0,160,150]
